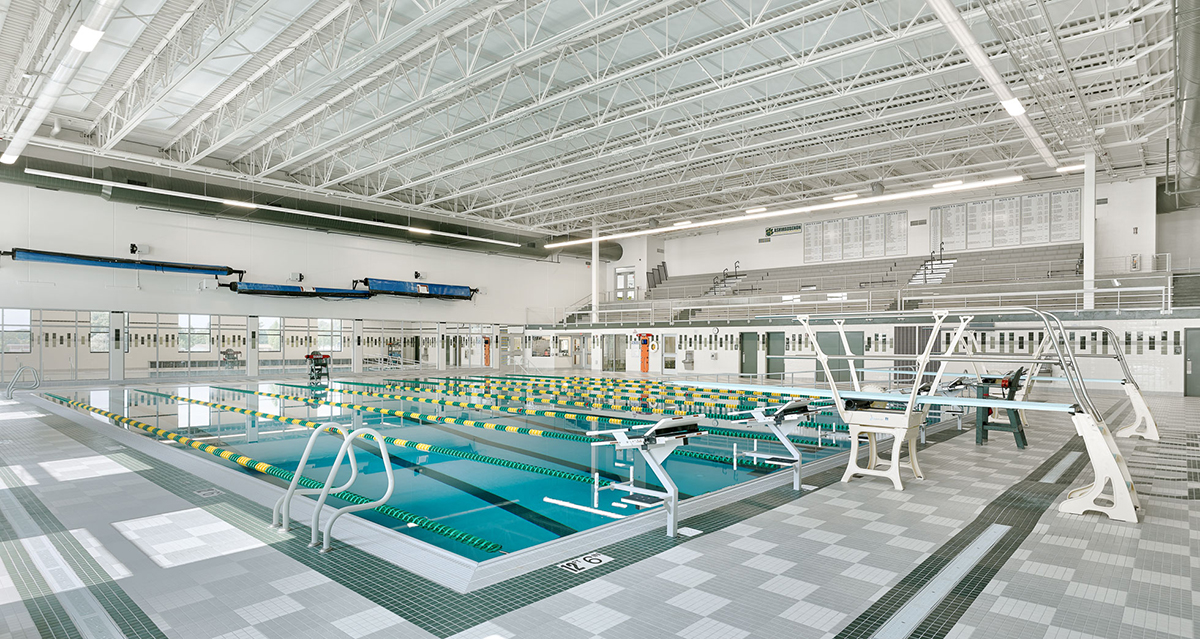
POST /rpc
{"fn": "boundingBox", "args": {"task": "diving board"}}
[670,381,1077,414]
[683,307,1142,523]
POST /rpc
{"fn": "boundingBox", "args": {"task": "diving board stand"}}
[675,306,1144,523]
[588,415,709,537]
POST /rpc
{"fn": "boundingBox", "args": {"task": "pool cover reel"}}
[355,277,477,300]
[5,247,243,277]
[225,282,371,299]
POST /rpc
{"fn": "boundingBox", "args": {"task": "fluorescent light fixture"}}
[1000,98,1026,117]
[1055,163,1086,173]
[71,26,105,52]
[23,168,523,248]
[544,175,1024,248]
[832,194,858,201]
[221,199,256,209]
[0,154,15,165]
[745,207,768,214]
[933,180,963,188]
[673,220,693,227]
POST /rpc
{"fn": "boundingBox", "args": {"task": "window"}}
[316,319,343,352]
[258,317,282,352]
[1,309,31,353]
[89,312,110,353]
[178,315,211,352]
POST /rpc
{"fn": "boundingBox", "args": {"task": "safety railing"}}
[529,270,1177,327]
[5,365,41,399]
[363,356,431,371]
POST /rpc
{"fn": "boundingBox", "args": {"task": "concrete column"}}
[246,316,259,377]
[436,322,447,371]
[591,227,600,323]
[246,393,259,443]
[352,319,363,373]
[108,311,125,382]
[1083,151,1097,309]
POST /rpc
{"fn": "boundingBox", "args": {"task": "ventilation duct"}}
[1176,0,1200,208]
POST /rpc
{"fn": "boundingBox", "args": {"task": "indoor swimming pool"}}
[46,376,853,562]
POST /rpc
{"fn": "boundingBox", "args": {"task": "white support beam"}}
[90,0,276,150]
[164,0,473,165]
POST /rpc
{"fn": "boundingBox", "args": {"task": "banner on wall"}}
[931,188,1077,249]
[799,211,907,263]
[764,223,805,237]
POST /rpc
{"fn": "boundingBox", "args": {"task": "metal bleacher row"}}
[571,244,1089,324]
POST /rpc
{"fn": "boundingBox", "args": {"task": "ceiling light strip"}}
[23,168,522,248]
[544,175,1024,248]
[925,0,1059,168]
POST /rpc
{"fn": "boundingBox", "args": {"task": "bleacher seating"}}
[575,244,1088,323]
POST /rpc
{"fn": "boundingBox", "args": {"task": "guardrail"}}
[528,274,1173,326]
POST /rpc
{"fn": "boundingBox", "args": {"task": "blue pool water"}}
[73,381,851,562]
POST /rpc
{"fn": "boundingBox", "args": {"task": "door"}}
[766,332,785,380]
[662,334,678,374]
[740,332,758,376]
[1186,329,1200,396]
[816,331,864,383]
[894,326,934,386]
[602,335,627,371]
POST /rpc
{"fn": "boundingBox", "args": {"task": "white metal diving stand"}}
[588,415,709,538]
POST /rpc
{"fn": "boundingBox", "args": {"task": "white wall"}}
[1095,178,1157,269]
[1157,207,1200,269]
[0,181,589,324]
[662,178,1153,277]
[528,313,1191,394]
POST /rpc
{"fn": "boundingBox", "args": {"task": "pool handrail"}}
[273,423,359,533]
[5,365,40,399]
[312,427,396,552]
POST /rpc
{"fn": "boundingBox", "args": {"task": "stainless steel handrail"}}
[5,366,41,399]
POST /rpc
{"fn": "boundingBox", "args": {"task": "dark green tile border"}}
[41,404,972,638]
[0,462,170,639]
[834,399,1126,639]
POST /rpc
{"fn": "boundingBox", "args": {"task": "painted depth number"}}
[558,552,614,574]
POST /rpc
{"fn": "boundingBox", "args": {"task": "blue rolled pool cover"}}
[362,277,474,300]
[228,282,371,299]
[9,247,242,277]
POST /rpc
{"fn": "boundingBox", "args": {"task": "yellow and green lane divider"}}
[135,389,612,488]
[370,380,717,419]
[319,384,646,427]
[419,377,758,410]
[210,386,782,472]
[44,393,503,554]
[398,376,771,403]
[322,383,838,446]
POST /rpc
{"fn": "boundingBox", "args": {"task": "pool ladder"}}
[272,423,396,552]
[5,366,41,399]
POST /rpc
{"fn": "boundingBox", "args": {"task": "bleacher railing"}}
[527,274,1173,326]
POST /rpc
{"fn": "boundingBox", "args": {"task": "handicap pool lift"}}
[588,415,709,537]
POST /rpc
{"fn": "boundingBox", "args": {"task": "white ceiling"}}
[0,0,1175,240]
